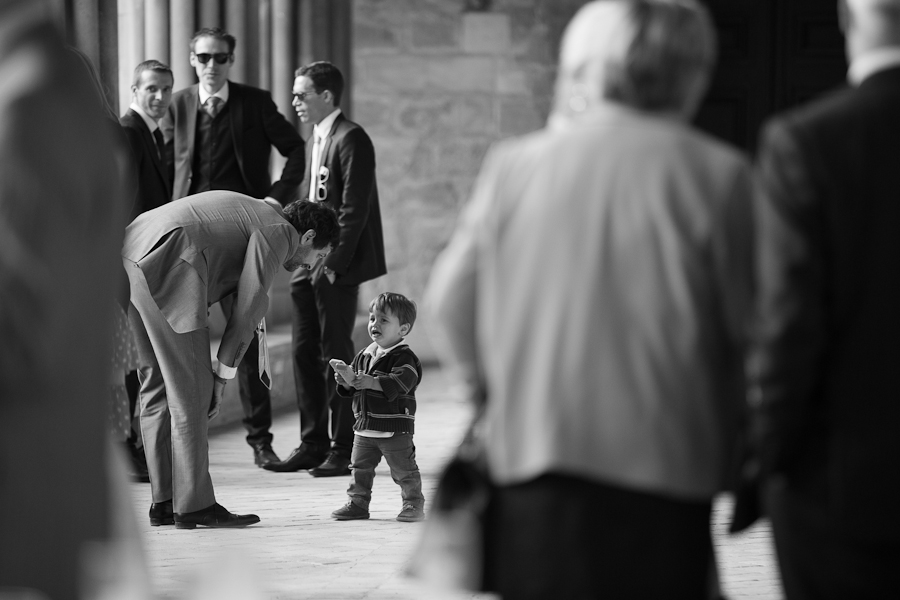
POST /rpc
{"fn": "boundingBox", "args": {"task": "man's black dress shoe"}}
[262,446,324,472]
[174,503,260,529]
[309,451,351,477]
[252,442,280,468]
[149,499,174,526]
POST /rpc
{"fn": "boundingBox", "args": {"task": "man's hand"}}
[209,374,227,419]
[324,266,336,284]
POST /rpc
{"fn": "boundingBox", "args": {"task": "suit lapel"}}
[302,135,314,198]
[228,81,245,172]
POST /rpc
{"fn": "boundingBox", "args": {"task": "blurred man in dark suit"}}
[752,0,900,597]
[0,1,128,596]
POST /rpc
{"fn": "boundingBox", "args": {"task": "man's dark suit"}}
[161,80,305,451]
[753,66,900,598]
[162,80,304,203]
[119,109,171,221]
[290,112,386,462]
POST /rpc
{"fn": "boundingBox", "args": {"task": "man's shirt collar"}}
[313,108,342,140]
[129,103,158,132]
[848,47,900,86]
[198,80,230,106]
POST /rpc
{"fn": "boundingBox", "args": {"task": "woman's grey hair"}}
[556,0,717,115]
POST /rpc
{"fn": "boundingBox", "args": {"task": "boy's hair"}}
[370,293,417,333]
[283,200,340,249]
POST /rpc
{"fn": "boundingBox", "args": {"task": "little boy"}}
[329,292,425,522]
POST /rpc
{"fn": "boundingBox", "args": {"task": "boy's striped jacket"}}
[336,341,422,434]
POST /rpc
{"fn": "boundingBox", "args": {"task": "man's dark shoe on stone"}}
[125,441,150,483]
[309,451,351,477]
[149,499,174,526]
[262,446,324,472]
[174,503,260,529]
[331,502,369,520]
[252,442,280,468]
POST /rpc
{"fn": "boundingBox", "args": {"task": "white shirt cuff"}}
[215,363,237,380]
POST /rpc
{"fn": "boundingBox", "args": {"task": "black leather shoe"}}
[174,503,260,529]
[262,446,324,472]
[125,442,150,483]
[149,499,174,526]
[309,451,351,477]
[252,442,280,468]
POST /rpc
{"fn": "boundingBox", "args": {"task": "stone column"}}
[170,0,195,92]
[271,0,294,120]
[117,0,145,113]
[199,0,221,28]
[144,0,168,64]
[257,0,272,91]
[225,0,247,83]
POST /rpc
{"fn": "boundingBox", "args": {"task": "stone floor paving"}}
[129,366,784,599]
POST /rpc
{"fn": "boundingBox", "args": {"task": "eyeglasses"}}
[316,166,329,201]
[292,91,320,103]
[194,52,232,65]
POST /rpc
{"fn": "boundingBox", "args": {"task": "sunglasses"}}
[194,52,232,65]
[316,166,329,201]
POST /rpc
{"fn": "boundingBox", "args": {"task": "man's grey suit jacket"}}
[122,191,299,368]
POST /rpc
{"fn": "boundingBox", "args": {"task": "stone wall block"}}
[426,56,496,92]
[372,136,418,183]
[396,96,450,134]
[436,139,492,177]
[411,12,459,49]
[356,55,433,92]
[444,96,496,135]
[354,98,394,134]
[355,22,401,52]
[499,97,546,136]
[462,12,511,54]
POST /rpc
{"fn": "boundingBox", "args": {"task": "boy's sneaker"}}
[396,503,424,522]
[331,502,369,521]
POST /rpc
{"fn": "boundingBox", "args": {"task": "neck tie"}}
[256,318,271,389]
[152,128,165,161]
[204,96,222,119]
[308,131,321,202]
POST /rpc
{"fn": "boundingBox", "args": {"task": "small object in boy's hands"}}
[329,358,350,372]
[329,358,355,385]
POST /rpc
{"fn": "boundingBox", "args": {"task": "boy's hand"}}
[329,359,356,387]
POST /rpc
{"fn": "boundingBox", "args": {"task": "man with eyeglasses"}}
[264,61,387,477]
[160,27,306,470]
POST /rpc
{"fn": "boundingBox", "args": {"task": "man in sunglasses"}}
[264,61,387,477]
[160,27,306,470]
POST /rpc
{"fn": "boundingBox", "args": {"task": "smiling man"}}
[120,60,173,221]
[123,192,338,529]
[161,27,306,469]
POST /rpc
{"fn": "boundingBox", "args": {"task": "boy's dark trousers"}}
[347,433,424,509]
